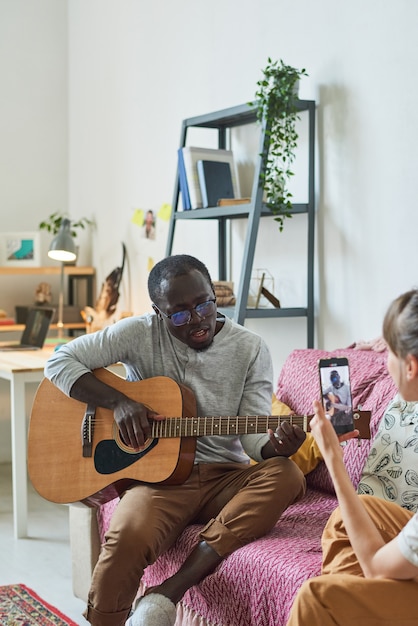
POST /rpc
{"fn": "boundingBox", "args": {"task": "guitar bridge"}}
[81,404,96,457]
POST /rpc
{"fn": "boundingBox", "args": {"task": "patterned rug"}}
[0,584,77,625]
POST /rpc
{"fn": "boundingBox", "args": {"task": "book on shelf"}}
[177,148,191,210]
[180,147,240,209]
[197,160,234,208]
[217,197,251,206]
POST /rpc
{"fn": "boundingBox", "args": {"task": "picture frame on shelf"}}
[0,232,41,267]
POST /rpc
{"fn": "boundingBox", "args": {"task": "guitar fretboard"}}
[150,415,309,438]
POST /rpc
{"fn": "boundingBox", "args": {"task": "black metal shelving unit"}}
[166,99,316,347]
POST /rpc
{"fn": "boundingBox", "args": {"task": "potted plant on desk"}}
[254,58,308,232]
[39,211,94,238]
[38,212,94,264]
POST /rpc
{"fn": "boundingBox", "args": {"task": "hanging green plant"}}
[254,58,308,231]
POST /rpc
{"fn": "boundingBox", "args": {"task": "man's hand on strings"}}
[264,421,306,458]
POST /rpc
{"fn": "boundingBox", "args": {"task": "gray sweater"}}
[44,314,273,464]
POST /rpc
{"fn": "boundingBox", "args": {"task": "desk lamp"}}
[47,218,77,338]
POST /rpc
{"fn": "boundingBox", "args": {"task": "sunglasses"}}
[155,299,216,327]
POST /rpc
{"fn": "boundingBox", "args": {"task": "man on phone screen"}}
[322,370,353,434]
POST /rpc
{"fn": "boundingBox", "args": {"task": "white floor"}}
[0,462,87,625]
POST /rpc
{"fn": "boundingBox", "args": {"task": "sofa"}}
[69,345,397,625]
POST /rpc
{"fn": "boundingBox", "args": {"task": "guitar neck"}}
[150,414,309,438]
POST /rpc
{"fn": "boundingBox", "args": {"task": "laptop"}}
[0,307,55,351]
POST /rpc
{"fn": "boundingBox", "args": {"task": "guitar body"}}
[28,368,197,506]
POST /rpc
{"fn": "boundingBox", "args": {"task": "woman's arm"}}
[310,400,418,580]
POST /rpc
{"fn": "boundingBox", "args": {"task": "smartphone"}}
[318,357,354,434]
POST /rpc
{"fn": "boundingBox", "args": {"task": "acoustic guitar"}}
[28,368,371,507]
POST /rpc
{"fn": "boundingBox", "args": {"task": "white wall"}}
[1,0,418,459]
[66,0,418,381]
[0,0,68,461]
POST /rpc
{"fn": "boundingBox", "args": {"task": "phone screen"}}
[318,357,354,434]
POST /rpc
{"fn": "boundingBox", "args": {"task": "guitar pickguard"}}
[94,438,159,474]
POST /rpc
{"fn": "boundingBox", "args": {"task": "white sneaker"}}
[125,593,176,626]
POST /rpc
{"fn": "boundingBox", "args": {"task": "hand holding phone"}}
[318,357,354,434]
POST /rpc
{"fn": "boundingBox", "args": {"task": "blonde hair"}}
[383,289,418,358]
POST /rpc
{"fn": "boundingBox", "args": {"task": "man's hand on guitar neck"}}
[262,421,307,459]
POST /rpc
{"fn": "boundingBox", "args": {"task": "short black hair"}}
[148,254,214,305]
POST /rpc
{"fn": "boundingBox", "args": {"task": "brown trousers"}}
[286,494,418,626]
[85,457,305,626]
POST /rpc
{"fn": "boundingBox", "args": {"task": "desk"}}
[0,322,87,333]
[0,347,55,538]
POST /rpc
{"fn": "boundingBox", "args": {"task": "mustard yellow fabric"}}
[271,395,323,475]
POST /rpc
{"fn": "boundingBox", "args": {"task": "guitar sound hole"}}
[112,422,154,454]
[120,433,131,447]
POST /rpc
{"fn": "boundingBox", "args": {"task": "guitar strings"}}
[82,414,310,437]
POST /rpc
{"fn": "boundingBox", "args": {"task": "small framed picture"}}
[0,232,41,267]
